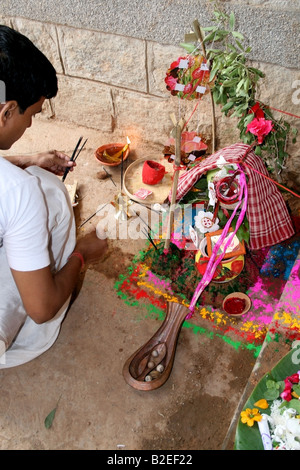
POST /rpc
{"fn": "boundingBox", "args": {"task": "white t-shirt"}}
[0,160,75,368]
[0,156,50,271]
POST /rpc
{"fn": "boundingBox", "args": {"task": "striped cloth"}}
[172,142,295,250]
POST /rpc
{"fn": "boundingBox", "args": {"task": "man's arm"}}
[11,231,108,324]
[4,151,75,175]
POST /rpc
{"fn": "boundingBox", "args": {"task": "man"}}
[0,25,107,368]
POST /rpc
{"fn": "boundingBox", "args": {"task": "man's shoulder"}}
[0,156,35,190]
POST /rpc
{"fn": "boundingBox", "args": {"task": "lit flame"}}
[122,136,131,152]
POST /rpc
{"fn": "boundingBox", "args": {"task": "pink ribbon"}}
[187,167,248,318]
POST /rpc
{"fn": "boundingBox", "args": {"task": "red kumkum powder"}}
[224,297,246,315]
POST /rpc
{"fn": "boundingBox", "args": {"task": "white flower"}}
[268,400,300,450]
[194,210,219,234]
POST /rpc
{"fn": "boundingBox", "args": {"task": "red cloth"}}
[172,142,295,250]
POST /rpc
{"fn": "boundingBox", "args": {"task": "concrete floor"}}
[0,118,298,451]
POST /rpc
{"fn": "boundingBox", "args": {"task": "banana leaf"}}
[234,347,300,450]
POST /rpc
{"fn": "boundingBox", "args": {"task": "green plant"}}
[180,8,297,176]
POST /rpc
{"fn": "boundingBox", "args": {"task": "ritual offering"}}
[142,160,166,185]
[236,349,300,450]
[123,156,183,204]
[222,292,251,316]
[95,138,130,167]
[163,131,208,167]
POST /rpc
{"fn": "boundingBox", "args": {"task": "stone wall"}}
[0,1,299,188]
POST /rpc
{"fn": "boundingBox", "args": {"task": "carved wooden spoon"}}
[122,301,190,391]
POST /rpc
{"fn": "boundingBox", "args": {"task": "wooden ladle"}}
[122,301,190,391]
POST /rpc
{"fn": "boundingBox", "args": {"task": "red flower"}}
[281,388,293,401]
[250,102,265,119]
[280,373,299,401]
[165,75,178,90]
[246,117,273,144]
[288,373,299,384]
[183,83,193,94]
[169,56,184,70]
[192,67,210,81]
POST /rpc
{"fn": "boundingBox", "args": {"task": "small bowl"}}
[222,292,251,317]
[95,143,130,167]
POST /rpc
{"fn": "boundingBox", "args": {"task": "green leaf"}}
[264,388,280,400]
[235,40,244,51]
[232,31,244,40]
[179,42,196,53]
[221,101,235,113]
[44,395,61,429]
[281,399,300,414]
[203,30,219,44]
[44,407,57,429]
[229,12,235,30]
[254,145,262,156]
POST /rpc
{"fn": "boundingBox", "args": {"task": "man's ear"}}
[0,101,18,126]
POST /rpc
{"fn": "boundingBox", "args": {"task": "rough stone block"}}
[12,17,63,74]
[57,26,147,92]
[147,41,183,97]
[53,75,115,133]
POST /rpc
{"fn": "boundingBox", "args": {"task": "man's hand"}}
[4,150,76,175]
[33,150,76,175]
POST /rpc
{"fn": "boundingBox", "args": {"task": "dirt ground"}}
[0,117,294,451]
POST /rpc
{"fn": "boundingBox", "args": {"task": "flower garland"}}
[165,54,213,100]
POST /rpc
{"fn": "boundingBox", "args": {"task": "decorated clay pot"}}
[142,160,166,185]
[195,238,245,283]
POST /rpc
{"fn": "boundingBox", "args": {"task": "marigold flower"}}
[241,408,262,427]
[254,399,269,409]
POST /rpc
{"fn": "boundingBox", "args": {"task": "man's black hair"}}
[0,25,58,113]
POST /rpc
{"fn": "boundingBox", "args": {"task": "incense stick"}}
[78,203,109,228]
[121,151,124,190]
[62,136,83,183]
[142,227,157,250]
[129,199,160,214]
[103,166,116,187]
[74,138,88,162]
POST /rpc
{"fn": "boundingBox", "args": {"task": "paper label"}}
[196,85,206,94]
[200,63,210,71]
[192,136,201,143]
[188,154,196,161]
[178,59,189,68]
[134,188,153,200]
[175,83,185,91]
